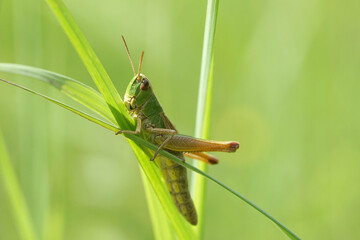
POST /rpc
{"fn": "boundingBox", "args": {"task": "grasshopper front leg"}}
[115,117,142,135]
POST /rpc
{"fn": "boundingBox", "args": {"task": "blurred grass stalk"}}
[190,0,218,237]
[13,0,49,239]
[0,130,38,240]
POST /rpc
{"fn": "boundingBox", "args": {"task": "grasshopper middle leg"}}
[146,127,177,161]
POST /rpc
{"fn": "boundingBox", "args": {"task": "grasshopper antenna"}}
[137,51,144,81]
[121,35,136,76]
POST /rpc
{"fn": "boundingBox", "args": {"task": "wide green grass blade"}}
[190,0,218,237]
[0,63,116,125]
[45,0,132,128]
[44,1,195,238]
[0,131,38,240]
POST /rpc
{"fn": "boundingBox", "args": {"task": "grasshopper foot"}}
[226,141,240,152]
[150,152,158,161]
[115,130,123,135]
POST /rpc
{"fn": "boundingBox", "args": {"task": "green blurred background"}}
[1,0,360,239]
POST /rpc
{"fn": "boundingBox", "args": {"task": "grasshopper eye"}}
[140,78,149,91]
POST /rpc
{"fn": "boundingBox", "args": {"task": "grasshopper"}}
[117,36,239,225]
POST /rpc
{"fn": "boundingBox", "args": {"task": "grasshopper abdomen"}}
[156,153,198,225]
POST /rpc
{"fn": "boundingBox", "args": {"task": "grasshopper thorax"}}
[124,73,153,112]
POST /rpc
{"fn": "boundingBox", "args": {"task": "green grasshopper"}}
[117,37,239,225]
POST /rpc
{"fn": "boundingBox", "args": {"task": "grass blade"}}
[191,0,218,237]
[0,131,38,240]
[0,78,119,133]
[45,0,132,128]
[0,63,116,125]
[141,172,176,240]
[45,0,195,238]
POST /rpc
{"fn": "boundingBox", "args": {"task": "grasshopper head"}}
[121,37,152,112]
[124,73,153,112]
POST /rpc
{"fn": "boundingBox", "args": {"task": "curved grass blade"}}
[45,0,194,238]
[0,63,116,125]
[0,131,38,240]
[0,78,119,133]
